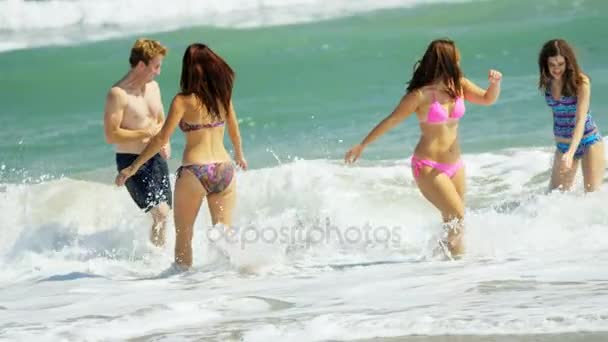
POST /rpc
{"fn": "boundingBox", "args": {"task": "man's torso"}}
[115,81,163,154]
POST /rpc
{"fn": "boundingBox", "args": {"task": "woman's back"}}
[178,94,231,165]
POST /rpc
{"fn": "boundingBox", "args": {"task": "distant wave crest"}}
[0,0,478,52]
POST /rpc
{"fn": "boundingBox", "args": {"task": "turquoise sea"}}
[1,0,608,340]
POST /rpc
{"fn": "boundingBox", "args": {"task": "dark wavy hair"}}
[406,38,463,98]
[538,39,586,97]
[180,43,234,121]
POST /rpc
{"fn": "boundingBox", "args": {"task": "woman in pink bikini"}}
[116,43,247,269]
[345,38,502,257]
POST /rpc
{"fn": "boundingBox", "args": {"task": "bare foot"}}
[150,224,166,247]
[447,226,465,257]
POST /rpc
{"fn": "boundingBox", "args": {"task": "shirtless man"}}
[104,38,172,247]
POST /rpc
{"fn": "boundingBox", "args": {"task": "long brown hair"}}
[406,38,463,98]
[538,39,585,97]
[180,43,234,121]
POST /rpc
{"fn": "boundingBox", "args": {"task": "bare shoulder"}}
[106,86,127,105]
[404,88,423,102]
[108,85,126,97]
[171,93,190,107]
[147,80,161,91]
[393,89,422,116]
[580,73,591,86]
[414,85,435,102]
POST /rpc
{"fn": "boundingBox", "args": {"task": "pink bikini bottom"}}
[411,155,463,178]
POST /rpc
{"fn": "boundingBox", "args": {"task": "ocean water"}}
[2,0,608,340]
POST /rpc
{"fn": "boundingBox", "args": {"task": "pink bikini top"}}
[422,91,465,124]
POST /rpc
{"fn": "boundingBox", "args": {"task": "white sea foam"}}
[2,146,608,339]
[0,0,480,52]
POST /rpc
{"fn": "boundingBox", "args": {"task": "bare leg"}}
[173,169,206,268]
[549,149,580,192]
[448,166,466,255]
[149,202,170,247]
[581,140,605,192]
[413,164,465,257]
[206,178,237,228]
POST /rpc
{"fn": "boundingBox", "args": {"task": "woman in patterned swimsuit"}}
[117,43,248,268]
[539,39,605,192]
